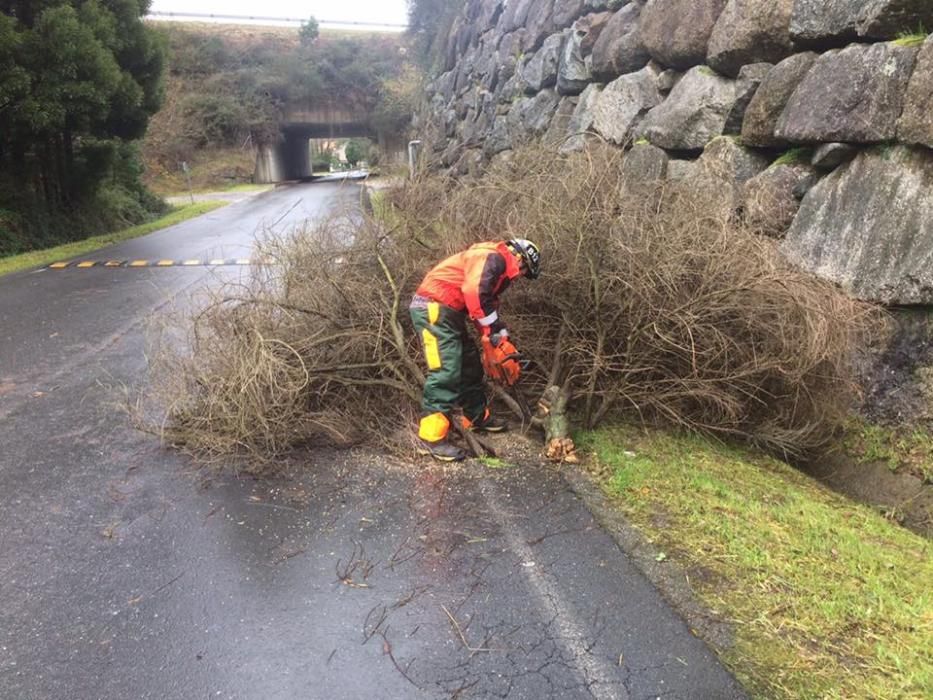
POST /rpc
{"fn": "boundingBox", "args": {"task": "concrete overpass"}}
[255,100,402,182]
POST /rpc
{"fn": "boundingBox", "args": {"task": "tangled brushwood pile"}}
[146,145,878,472]
[145,214,430,468]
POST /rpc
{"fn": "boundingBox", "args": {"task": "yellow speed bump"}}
[76,261,96,268]
[235,259,251,265]
[104,261,123,267]
[182,260,200,266]
[129,260,148,267]
[49,261,71,269]
[156,260,174,267]
[208,259,225,266]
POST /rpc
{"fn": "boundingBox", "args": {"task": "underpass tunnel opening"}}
[280,130,313,181]
[270,123,377,182]
[255,117,405,183]
[310,137,378,173]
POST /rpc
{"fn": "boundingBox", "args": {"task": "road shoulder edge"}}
[0,201,228,278]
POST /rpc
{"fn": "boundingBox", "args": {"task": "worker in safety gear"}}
[409,238,541,462]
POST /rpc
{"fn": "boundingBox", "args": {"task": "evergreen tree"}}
[0,0,165,254]
[298,15,318,46]
[344,138,369,168]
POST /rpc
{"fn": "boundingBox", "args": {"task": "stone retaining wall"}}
[418,0,933,305]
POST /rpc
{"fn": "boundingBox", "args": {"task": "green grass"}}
[578,425,932,699]
[216,182,270,194]
[0,201,227,277]
[369,189,404,230]
[165,183,272,198]
[843,419,933,483]
[479,456,513,469]
[772,147,813,167]
[894,30,928,48]
[369,189,387,216]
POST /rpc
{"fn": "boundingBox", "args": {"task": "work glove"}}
[488,328,509,348]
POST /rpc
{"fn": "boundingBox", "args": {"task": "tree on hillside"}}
[407,0,452,35]
[299,16,318,45]
[150,25,412,169]
[344,138,370,168]
[0,14,28,115]
[406,0,465,67]
[0,0,166,254]
[371,62,420,137]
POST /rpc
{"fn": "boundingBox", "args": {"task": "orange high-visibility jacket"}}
[416,241,524,333]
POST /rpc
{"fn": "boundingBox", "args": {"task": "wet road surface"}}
[0,181,746,699]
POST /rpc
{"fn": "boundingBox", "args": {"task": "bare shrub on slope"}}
[391,146,880,454]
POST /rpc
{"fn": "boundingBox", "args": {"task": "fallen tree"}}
[144,145,878,472]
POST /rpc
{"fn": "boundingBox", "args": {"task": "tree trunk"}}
[54,133,68,205]
[537,385,579,463]
[40,140,54,208]
[63,130,74,202]
[11,141,25,178]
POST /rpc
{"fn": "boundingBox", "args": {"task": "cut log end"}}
[546,437,579,464]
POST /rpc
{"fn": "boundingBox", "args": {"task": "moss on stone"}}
[771,147,812,167]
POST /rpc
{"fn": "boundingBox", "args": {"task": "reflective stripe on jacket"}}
[415,241,523,329]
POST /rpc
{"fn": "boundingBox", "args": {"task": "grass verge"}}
[368,189,390,220]
[578,425,932,699]
[164,183,273,199]
[0,201,227,277]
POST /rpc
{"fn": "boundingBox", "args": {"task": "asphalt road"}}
[0,181,747,699]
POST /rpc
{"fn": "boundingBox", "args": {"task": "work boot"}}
[417,438,467,462]
[469,413,509,433]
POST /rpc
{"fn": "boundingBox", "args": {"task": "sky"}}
[148,1,410,28]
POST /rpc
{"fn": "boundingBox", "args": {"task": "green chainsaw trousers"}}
[410,300,486,435]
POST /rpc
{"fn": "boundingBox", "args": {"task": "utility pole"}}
[181,161,194,205]
[408,141,422,180]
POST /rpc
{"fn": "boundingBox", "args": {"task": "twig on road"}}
[128,571,186,606]
[378,629,422,690]
[441,605,497,657]
[270,199,303,229]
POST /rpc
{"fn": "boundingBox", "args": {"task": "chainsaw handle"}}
[504,352,533,372]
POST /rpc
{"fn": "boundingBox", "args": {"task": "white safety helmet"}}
[507,239,541,279]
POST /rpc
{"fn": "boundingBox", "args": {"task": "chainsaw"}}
[481,336,536,430]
